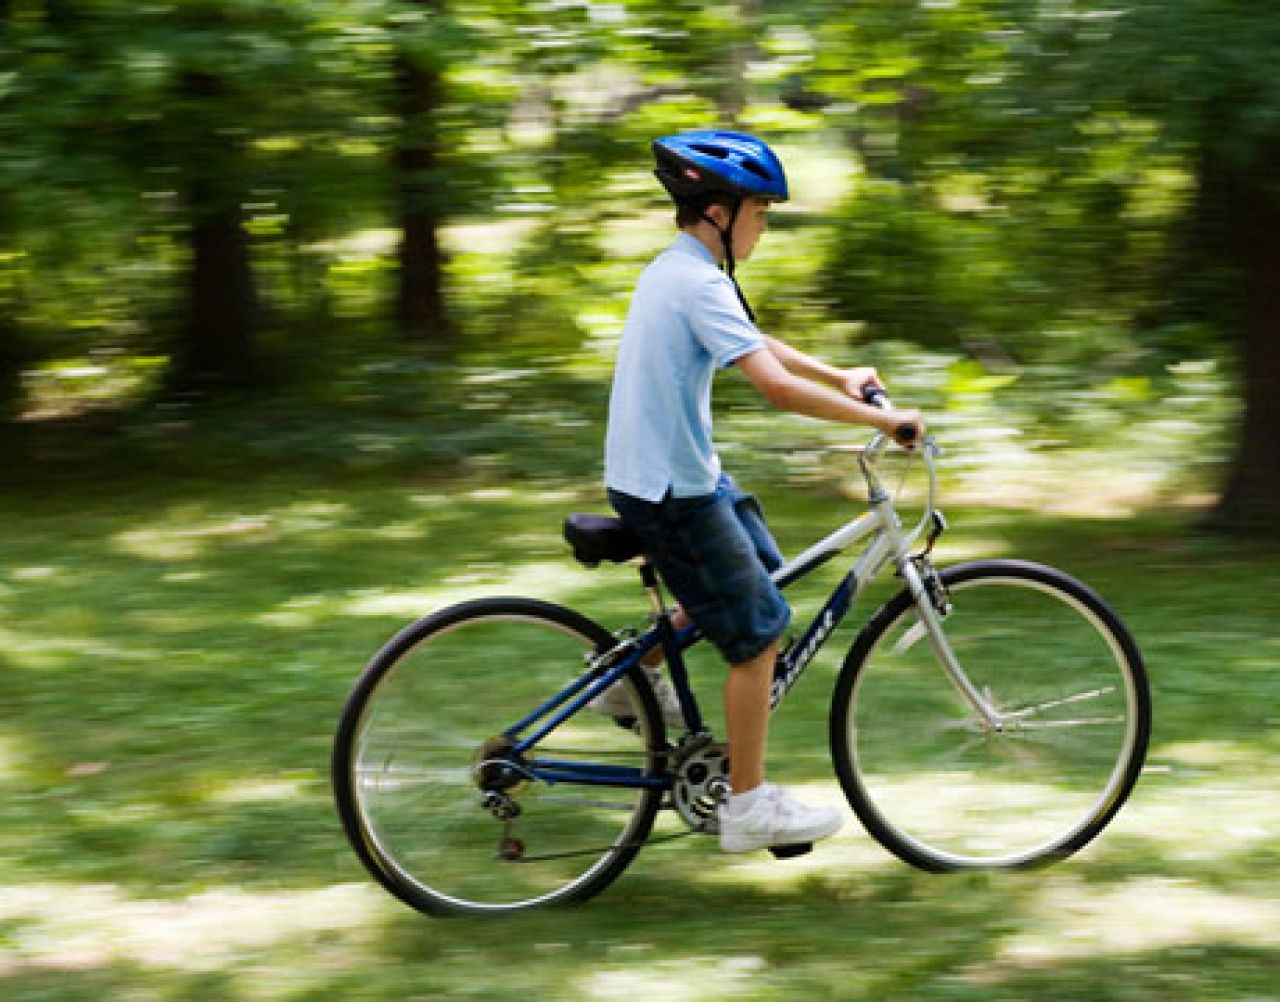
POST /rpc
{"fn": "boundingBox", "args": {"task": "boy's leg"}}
[719,635,842,854]
[723,638,778,793]
[588,603,686,728]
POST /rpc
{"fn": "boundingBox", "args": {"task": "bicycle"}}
[332,398,1151,917]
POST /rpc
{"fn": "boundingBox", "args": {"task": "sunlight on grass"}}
[853,773,1109,843]
[205,777,311,805]
[338,560,596,618]
[0,625,159,670]
[0,882,387,976]
[367,520,428,542]
[1110,771,1280,861]
[581,954,767,1002]
[254,594,334,630]
[997,876,1280,965]
[10,565,60,582]
[0,734,20,781]
[715,830,896,888]
[112,501,363,564]
[1159,740,1269,769]
[114,516,272,562]
[929,533,1013,562]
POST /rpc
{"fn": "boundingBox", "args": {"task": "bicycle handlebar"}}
[853,385,941,553]
[860,385,919,447]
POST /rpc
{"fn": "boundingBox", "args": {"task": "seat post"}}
[637,559,667,617]
[638,558,703,734]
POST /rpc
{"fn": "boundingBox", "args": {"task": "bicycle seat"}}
[563,514,644,567]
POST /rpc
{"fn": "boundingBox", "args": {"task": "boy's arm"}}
[736,347,922,443]
[765,335,881,402]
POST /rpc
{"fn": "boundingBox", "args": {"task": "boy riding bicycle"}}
[597,130,924,854]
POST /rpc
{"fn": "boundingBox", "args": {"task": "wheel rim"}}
[346,612,660,912]
[847,572,1144,868]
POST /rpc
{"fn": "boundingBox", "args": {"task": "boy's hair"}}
[675,194,736,229]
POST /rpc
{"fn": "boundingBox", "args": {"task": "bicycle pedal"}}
[768,842,813,860]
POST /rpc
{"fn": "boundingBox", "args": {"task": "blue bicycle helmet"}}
[652,130,787,319]
[653,130,789,203]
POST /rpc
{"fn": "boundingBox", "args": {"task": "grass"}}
[2,430,1279,1000]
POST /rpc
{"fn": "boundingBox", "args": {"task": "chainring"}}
[672,739,731,834]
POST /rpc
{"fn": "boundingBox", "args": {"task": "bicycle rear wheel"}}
[333,597,665,915]
[831,559,1149,870]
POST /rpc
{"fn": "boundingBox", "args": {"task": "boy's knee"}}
[729,638,780,674]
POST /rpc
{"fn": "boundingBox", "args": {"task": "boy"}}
[602,130,923,853]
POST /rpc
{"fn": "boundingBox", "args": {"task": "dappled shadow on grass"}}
[3,838,1280,999]
[2,468,1279,997]
[0,965,240,1002]
[360,841,1280,998]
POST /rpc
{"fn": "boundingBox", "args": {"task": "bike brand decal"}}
[771,577,854,707]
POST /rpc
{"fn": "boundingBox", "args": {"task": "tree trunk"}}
[0,312,22,421]
[720,0,761,125]
[181,177,257,389]
[394,3,450,346]
[1209,140,1280,530]
[169,70,258,392]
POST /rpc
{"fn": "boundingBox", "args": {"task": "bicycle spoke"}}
[1010,715,1126,732]
[1002,685,1117,719]
[836,561,1148,870]
[334,601,664,915]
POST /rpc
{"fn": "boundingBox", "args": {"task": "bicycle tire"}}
[333,596,666,915]
[830,559,1150,871]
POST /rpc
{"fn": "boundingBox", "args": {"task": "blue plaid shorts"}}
[608,474,791,664]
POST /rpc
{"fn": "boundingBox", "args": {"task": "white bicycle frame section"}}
[770,428,1006,733]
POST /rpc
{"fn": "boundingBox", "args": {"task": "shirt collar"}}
[671,230,718,266]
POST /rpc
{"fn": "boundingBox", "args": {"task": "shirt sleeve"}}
[689,273,765,369]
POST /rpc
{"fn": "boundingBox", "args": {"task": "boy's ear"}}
[703,202,731,228]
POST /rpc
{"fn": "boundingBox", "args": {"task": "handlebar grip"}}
[860,385,917,445]
[861,385,889,408]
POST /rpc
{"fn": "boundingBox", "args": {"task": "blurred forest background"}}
[4,4,1280,998]
[2,0,1278,525]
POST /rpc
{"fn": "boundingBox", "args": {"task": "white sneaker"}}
[718,783,843,854]
[588,667,686,731]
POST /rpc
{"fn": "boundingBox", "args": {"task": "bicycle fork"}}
[896,557,1006,733]
[870,495,1007,734]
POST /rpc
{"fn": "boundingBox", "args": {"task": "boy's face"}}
[706,197,772,262]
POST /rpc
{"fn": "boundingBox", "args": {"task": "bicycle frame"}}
[501,433,1002,794]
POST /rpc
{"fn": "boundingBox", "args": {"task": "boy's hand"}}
[840,366,883,401]
[838,367,922,446]
[879,408,925,448]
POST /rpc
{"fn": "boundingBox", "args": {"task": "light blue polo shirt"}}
[605,232,764,501]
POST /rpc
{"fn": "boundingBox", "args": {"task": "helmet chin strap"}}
[699,198,758,324]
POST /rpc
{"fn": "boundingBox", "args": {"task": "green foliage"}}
[823,181,963,348]
[0,0,1276,511]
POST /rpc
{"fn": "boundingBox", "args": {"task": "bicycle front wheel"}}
[831,559,1149,870]
[333,597,665,916]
